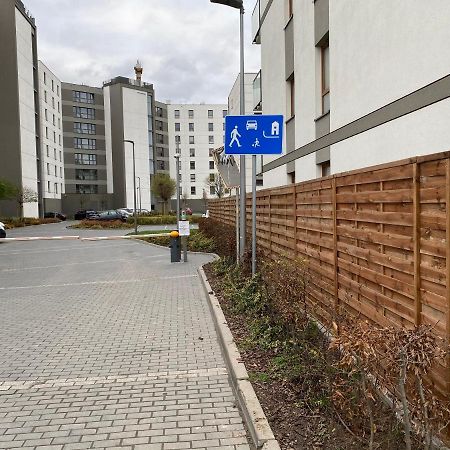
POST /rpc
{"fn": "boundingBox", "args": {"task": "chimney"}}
[134,60,143,85]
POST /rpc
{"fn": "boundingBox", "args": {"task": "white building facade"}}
[252,0,450,187]
[38,61,64,212]
[167,104,228,212]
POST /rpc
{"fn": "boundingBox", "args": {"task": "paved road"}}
[0,224,250,449]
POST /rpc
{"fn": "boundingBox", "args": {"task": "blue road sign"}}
[224,115,284,155]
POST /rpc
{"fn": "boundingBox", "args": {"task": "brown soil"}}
[204,263,423,450]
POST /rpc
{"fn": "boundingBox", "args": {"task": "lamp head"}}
[210,0,243,9]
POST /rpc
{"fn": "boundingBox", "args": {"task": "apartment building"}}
[103,76,155,211]
[61,82,111,214]
[0,0,41,217]
[38,61,64,212]
[167,104,228,212]
[252,0,450,187]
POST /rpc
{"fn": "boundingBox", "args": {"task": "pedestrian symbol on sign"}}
[229,126,241,148]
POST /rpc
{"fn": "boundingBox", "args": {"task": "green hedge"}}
[127,215,202,225]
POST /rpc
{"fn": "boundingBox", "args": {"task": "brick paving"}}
[0,226,251,449]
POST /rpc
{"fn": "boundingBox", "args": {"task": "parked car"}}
[95,210,127,222]
[74,210,97,220]
[116,208,133,217]
[0,221,6,239]
[44,212,66,221]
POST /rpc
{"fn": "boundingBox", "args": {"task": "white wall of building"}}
[167,104,227,203]
[258,2,289,188]
[122,88,152,210]
[103,87,114,194]
[38,61,64,207]
[15,9,38,217]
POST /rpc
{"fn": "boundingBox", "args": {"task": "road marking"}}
[162,274,199,280]
[0,367,228,391]
[0,255,167,272]
[0,273,196,291]
[0,242,140,256]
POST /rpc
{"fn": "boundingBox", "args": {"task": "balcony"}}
[253,71,262,112]
[252,0,261,44]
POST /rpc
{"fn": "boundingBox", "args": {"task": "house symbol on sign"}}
[271,121,280,136]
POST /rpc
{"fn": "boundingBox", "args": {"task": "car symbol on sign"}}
[246,120,258,131]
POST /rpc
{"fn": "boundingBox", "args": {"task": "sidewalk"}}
[0,236,251,449]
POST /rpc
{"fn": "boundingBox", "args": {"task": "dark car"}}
[96,210,127,222]
[44,212,67,221]
[74,210,97,220]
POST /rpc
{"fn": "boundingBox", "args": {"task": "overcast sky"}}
[25,0,260,104]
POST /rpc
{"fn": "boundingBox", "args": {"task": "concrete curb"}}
[198,265,281,450]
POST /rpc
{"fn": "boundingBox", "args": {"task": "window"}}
[190,161,195,170]
[59,151,62,161]
[54,148,57,159]
[209,136,214,144]
[45,127,48,138]
[175,122,180,132]
[57,102,60,113]
[189,122,194,132]
[319,161,330,177]
[209,161,215,170]
[208,123,214,132]
[288,74,295,118]
[57,85,60,97]
[209,148,214,157]
[44,91,47,103]
[73,106,95,119]
[76,184,98,194]
[73,91,94,104]
[321,45,330,114]
[191,186,196,195]
[175,135,181,143]
[51,80,54,92]
[75,153,97,165]
[158,161,166,171]
[188,109,194,118]
[74,138,96,149]
[58,118,61,129]
[52,114,55,126]
[60,167,63,178]
[53,131,56,143]
[156,147,165,157]
[46,163,50,175]
[210,186,215,195]
[178,174,182,182]
[155,106,163,117]
[223,109,227,118]
[46,145,49,157]
[52,97,55,108]
[156,134,164,144]
[44,109,48,121]
[174,109,180,118]
[190,148,195,157]
[59,135,61,145]
[209,173,215,182]
[75,169,98,181]
[74,122,96,134]
[54,165,57,176]
[43,72,46,85]
[47,181,51,192]
[189,136,195,144]
[54,183,58,194]
[190,174,196,182]
[208,110,213,118]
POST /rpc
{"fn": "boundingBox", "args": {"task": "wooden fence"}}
[208,151,450,394]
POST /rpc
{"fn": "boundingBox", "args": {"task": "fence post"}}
[446,159,450,394]
[268,192,272,257]
[413,162,421,326]
[292,184,297,258]
[332,177,338,312]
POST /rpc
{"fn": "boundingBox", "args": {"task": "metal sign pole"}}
[236,187,240,263]
[251,155,256,276]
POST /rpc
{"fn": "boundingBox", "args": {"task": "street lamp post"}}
[123,140,138,235]
[174,139,181,224]
[137,176,142,213]
[211,0,246,260]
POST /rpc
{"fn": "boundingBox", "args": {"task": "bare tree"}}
[205,173,226,199]
[15,186,38,218]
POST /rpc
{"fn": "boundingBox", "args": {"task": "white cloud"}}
[26,0,260,103]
